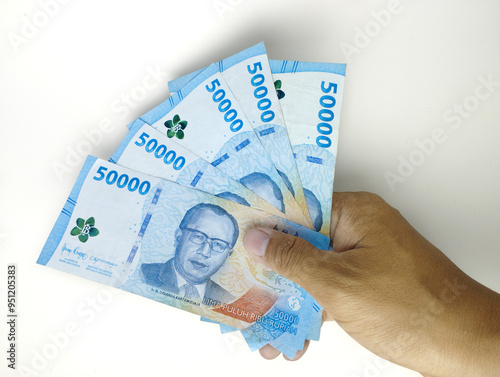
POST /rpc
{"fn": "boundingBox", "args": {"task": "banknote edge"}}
[168,42,266,93]
[269,59,346,76]
[218,42,266,72]
[126,118,145,130]
[167,68,203,93]
[109,121,142,163]
[140,64,219,125]
[174,63,219,105]
[36,155,97,265]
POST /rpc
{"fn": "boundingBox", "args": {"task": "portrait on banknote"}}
[215,192,250,207]
[303,188,323,232]
[239,172,284,213]
[141,203,239,304]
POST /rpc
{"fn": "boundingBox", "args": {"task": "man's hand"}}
[243,192,500,377]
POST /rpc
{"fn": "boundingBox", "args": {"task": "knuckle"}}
[273,236,299,270]
[336,191,388,216]
[356,192,395,218]
[271,236,308,273]
[358,191,386,207]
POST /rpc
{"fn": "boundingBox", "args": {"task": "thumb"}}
[243,228,329,294]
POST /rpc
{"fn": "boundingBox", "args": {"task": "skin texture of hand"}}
[243,192,500,377]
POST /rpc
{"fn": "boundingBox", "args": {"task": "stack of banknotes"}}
[37,42,346,358]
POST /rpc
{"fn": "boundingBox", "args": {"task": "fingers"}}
[242,192,398,306]
[258,344,281,360]
[330,191,396,252]
[258,340,311,361]
[243,228,331,297]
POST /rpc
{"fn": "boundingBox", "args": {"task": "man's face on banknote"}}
[240,172,284,213]
[174,207,236,285]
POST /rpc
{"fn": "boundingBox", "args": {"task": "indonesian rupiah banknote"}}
[269,60,346,236]
[37,42,346,359]
[110,122,290,220]
[37,157,328,356]
[211,58,346,351]
[128,63,311,228]
[168,43,311,225]
[168,48,345,351]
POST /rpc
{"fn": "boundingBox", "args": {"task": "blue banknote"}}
[110,122,288,219]
[168,68,203,93]
[240,294,321,357]
[168,43,311,224]
[37,156,329,351]
[201,282,322,357]
[203,57,345,348]
[128,63,310,228]
[269,60,346,236]
[227,59,347,352]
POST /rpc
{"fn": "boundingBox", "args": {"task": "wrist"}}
[462,284,500,377]
[441,278,500,377]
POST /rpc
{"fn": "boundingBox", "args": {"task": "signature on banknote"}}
[60,243,118,268]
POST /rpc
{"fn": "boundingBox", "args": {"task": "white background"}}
[1,1,499,376]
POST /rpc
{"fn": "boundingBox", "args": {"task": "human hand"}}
[243,192,500,377]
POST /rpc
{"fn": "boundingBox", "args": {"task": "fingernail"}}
[243,228,271,257]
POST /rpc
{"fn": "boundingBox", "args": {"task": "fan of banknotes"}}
[37,42,346,358]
